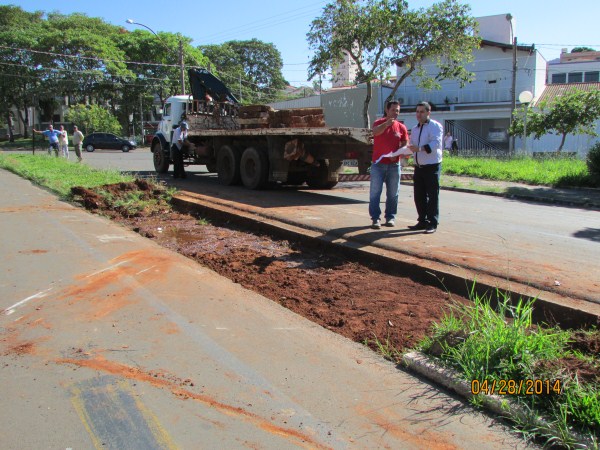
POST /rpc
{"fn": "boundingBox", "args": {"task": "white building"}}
[394,14,546,154]
[331,47,358,88]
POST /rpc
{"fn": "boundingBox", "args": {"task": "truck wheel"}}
[205,161,217,173]
[240,147,269,189]
[217,145,241,185]
[152,140,170,173]
[285,172,306,186]
[306,160,338,189]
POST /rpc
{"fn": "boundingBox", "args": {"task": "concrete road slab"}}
[0,168,535,448]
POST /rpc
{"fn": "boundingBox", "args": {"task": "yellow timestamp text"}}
[471,379,562,396]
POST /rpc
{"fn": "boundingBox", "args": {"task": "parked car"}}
[82,133,137,152]
[486,128,509,143]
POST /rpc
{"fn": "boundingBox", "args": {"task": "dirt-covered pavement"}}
[71,180,600,381]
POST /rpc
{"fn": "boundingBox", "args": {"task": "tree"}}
[571,47,596,53]
[0,5,45,138]
[118,29,209,134]
[308,0,404,128]
[307,0,479,128]
[65,104,122,135]
[388,0,479,99]
[508,89,600,151]
[200,39,286,104]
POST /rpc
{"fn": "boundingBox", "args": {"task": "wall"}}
[394,44,542,108]
[269,96,321,110]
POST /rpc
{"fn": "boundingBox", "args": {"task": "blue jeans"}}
[369,162,400,222]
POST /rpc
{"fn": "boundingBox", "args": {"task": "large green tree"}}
[509,89,600,151]
[65,104,122,135]
[200,39,286,104]
[307,0,479,128]
[0,5,210,138]
[118,29,208,134]
[0,5,45,138]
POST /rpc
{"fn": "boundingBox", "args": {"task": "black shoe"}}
[407,222,427,230]
[424,226,437,234]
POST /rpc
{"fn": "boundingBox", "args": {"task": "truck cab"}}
[151,96,190,172]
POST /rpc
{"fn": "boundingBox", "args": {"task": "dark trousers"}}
[413,163,441,227]
[171,145,186,178]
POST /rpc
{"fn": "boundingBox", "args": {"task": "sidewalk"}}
[438,174,600,210]
[0,168,534,449]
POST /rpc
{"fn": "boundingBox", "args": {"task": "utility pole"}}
[179,39,185,96]
[140,95,144,145]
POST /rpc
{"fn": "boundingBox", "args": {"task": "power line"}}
[201,1,326,43]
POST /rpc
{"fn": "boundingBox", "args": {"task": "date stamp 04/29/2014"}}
[471,379,563,396]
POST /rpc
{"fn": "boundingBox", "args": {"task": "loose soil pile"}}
[71,182,600,372]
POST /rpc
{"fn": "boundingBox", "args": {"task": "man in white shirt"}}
[58,125,69,159]
[171,121,189,178]
[407,102,444,234]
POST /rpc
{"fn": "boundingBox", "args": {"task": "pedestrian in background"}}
[58,125,69,159]
[33,124,61,156]
[369,100,408,229]
[444,132,453,151]
[407,101,444,234]
[72,125,84,162]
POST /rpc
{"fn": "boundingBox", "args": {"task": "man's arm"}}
[372,117,394,136]
[422,121,444,154]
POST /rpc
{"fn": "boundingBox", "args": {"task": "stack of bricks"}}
[269,108,326,128]
[237,105,326,129]
[238,105,273,129]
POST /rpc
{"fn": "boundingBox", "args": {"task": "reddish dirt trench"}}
[74,181,466,353]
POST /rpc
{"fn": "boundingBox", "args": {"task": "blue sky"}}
[10,0,600,87]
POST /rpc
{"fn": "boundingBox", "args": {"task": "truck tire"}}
[217,145,241,185]
[306,159,338,189]
[152,140,170,173]
[285,172,306,186]
[240,147,269,189]
[205,161,217,173]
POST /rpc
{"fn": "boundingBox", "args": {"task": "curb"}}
[399,179,600,211]
[402,351,595,448]
[172,191,600,329]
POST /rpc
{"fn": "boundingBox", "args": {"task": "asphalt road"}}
[0,166,535,449]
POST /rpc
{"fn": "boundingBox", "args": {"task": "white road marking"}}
[136,265,156,275]
[97,234,134,243]
[85,261,129,278]
[1,287,53,316]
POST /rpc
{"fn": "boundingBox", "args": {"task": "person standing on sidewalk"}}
[171,121,188,179]
[407,101,444,234]
[72,126,84,162]
[58,125,69,159]
[369,100,408,229]
[33,124,61,156]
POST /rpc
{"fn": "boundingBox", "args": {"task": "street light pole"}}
[126,19,185,95]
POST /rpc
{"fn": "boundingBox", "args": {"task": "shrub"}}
[587,141,600,179]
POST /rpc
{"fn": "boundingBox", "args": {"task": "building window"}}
[551,73,566,84]
[568,72,583,83]
[585,71,600,82]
